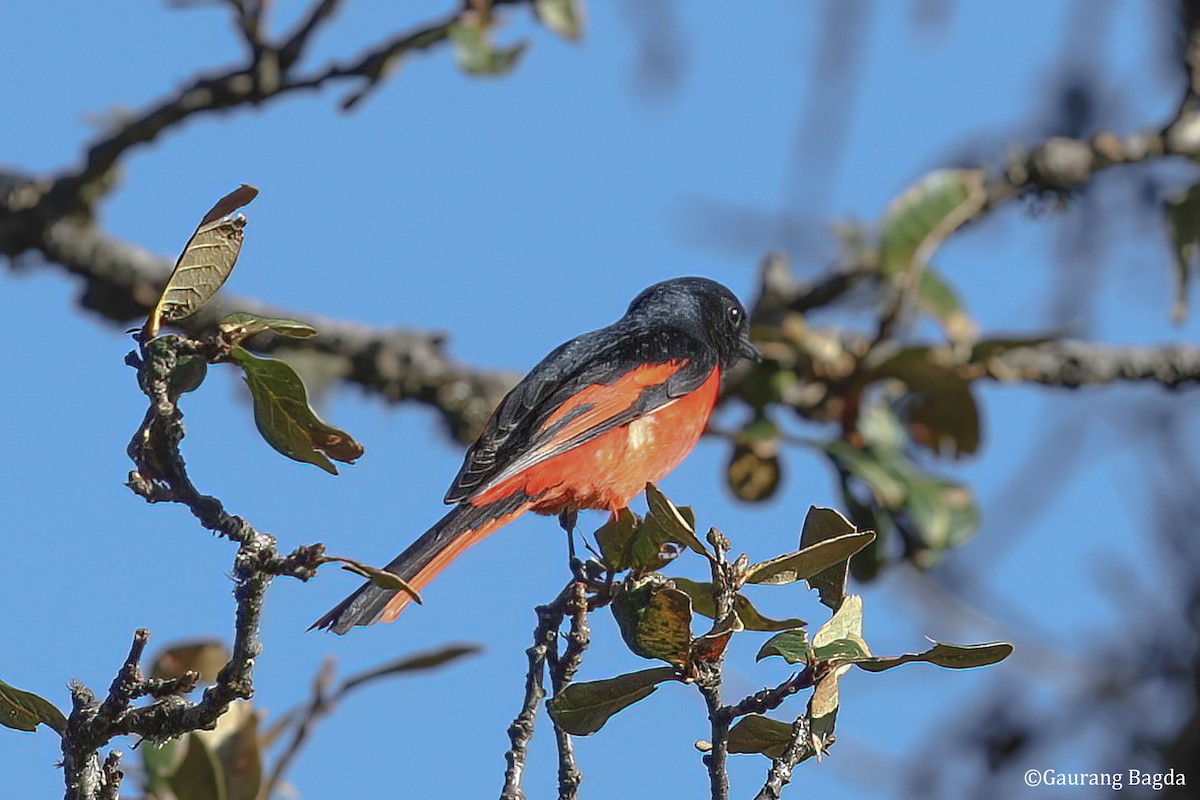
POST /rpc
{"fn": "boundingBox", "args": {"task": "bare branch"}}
[501,580,588,800]
[546,581,590,800]
[752,717,816,800]
[59,332,326,800]
[724,669,815,720]
[695,529,737,800]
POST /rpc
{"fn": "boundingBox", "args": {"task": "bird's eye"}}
[727,306,742,326]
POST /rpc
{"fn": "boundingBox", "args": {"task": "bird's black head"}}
[627,277,761,369]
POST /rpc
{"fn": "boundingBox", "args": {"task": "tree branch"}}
[59,332,325,800]
[545,581,590,800]
[752,717,816,800]
[979,340,1200,389]
[501,583,572,800]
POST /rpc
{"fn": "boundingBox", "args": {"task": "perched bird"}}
[312,277,759,634]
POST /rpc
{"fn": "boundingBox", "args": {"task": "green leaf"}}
[871,346,981,458]
[905,476,979,558]
[796,506,860,611]
[644,483,708,557]
[812,637,871,665]
[340,644,481,694]
[151,640,229,683]
[1165,181,1200,323]
[855,640,1013,672]
[828,426,980,567]
[744,531,875,586]
[671,578,806,632]
[727,416,783,502]
[825,441,906,507]
[727,714,797,759]
[449,19,526,76]
[168,355,208,398]
[229,346,364,474]
[733,598,808,632]
[143,737,187,795]
[611,583,693,666]
[0,679,66,735]
[546,667,677,736]
[594,508,639,571]
[812,595,864,648]
[878,168,985,277]
[756,630,812,665]
[145,185,258,338]
[168,733,227,800]
[905,375,980,459]
[916,266,977,344]
[626,511,685,574]
[535,0,585,40]
[322,556,422,605]
[209,705,261,800]
[218,313,317,345]
[807,670,840,752]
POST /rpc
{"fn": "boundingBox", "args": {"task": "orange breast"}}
[476,368,721,514]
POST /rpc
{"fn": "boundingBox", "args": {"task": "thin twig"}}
[696,529,737,800]
[546,581,590,800]
[723,669,816,720]
[753,717,816,800]
[501,583,573,800]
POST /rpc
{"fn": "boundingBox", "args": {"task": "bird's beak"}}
[739,335,762,363]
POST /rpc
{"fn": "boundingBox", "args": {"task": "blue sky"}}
[3,2,1198,798]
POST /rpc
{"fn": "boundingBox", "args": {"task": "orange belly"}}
[477,368,720,513]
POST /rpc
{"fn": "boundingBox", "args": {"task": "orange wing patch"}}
[471,364,721,512]
[538,361,684,441]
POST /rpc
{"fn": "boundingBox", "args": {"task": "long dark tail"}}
[311,493,534,635]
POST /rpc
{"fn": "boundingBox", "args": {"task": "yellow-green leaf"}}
[917,266,977,344]
[322,557,422,605]
[744,531,875,586]
[878,168,985,277]
[230,346,364,474]
[218,313,317,345]
[535,0,585,40]
[611,582,693,667]
[449,19,526,75]
[145,184,258,338]
[812,595,864,648]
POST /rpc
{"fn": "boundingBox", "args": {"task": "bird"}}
[312,277,760,634]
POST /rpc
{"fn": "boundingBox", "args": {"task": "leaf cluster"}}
[545,488,1011,776]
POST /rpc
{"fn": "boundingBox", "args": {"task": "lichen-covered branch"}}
[752,717,816,800]
[545,581,590,800]
[60,332,325,800]
[501,584,571,800]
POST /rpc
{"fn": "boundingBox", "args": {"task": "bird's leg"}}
[558,508,586,581]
